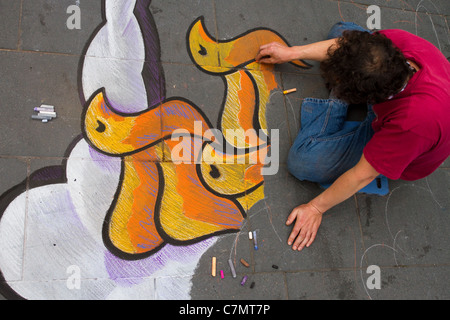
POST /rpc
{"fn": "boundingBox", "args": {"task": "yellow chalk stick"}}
[283,88,297,95]
[212,257,217,277]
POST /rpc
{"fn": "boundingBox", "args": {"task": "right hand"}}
[286,202,323,251]
[255,42,294,64]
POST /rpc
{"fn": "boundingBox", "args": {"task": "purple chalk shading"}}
[88,145,122,173]
[29,166,65,186]
[104,238,216,287]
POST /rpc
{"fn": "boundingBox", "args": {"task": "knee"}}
[287,146,314,182]
[287,146,337,184]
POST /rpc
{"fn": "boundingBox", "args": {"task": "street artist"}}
[255,22,450,251]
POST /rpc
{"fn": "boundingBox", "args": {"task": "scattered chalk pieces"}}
[250,282,256,289]
[248,231,253,240]
[32,104,57,123]
[220,270,224,279]
[272,264,279,270]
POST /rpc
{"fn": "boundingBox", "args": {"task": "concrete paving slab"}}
[0,158,28,197]
[356,174,450,267]
[215,0,343,46]
[162,62,227,128]
[247,165,366,272]
[338,0,450,16]
[0,51,82,158]
[361,265,450,300]
[286,269,367,300]
[192,271,288,300]
[0,0,21,50]
[20,0,102,54]
[378,5,450,56]
[151,0,217,65]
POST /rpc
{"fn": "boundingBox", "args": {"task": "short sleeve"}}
[363,126,431,180]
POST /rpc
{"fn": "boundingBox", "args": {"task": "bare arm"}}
[255,38,339,64]
[286,155,380,251]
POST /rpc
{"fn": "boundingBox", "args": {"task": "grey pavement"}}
[0,0,449,301]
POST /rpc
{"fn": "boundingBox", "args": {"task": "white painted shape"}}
[0,183,114,299]
[82,0,149,113]
[10,279,117,300]
[0,136,217,300]
[66,139,121,243]
[106,279,156,300]
[22,184,108,282]
[0,193,27,282]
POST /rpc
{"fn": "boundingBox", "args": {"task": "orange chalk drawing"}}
[81,16,310,260]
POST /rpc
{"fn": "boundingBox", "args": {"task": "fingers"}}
[255,49,273,64]
[286,205,322,251]
[255,46,267,62]
[306,231,317,248]
[287,221,300,246]
[292,230,311,251]
[255,42,286,63]
[286,209,297,226]
[258,57,276,64]
[286,208,301,245]
[256,43,275,58]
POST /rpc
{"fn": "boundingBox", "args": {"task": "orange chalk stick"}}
[240,258,250,268]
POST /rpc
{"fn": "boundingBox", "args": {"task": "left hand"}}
[286,203,323,251]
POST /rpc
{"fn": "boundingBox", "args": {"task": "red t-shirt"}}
[363,29,450,181]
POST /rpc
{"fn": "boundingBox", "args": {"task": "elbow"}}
[351,166,380,188]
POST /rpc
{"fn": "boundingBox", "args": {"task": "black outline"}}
[153,163,246,249]
[82,88,254,261]
[101,160,167,261]
[78,0,166,110]
[81,87,266,158]
[186,16,311,145]
[196,141,264,201]
[186,16,313,78]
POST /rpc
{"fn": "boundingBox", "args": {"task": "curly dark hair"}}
[320,30,413,104]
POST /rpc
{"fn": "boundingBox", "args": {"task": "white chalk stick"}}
[40,104,55,110]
